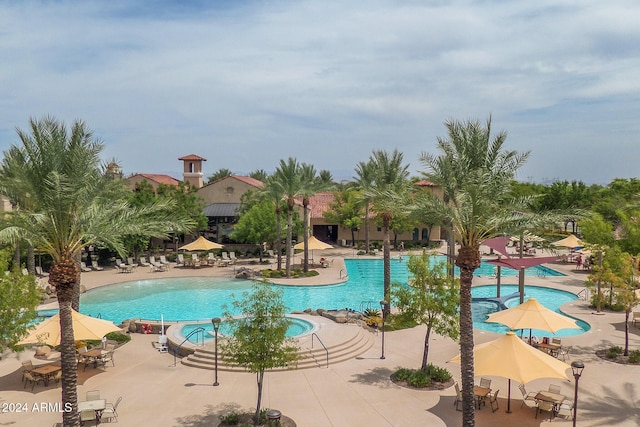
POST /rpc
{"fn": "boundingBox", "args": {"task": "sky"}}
[1,0,639,185]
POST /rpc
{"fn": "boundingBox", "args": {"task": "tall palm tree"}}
[354,160,375,252]
[363,149,411,312]
[261,175,286,270]
[271,158,304,278]
[0,116,194,427]
[419,117,529,427]
[299,163,332,272]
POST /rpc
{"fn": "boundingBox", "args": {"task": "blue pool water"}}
[78,258,574,333]
[472,285,589,337]
[180,316,315,342]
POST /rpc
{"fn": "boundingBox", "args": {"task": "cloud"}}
[0,0,638,184]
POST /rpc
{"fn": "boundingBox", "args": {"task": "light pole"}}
[212,317,221,386]
[379,300,388,360]
[571,360,584,427]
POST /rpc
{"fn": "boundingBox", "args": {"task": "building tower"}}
[178,154,207,188]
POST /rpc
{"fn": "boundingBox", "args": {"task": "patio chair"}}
[535,399,555,420]
[633,311,640,327]
[556,400,574,420]
[139,257,150,267]
[159,255,170,268]
[101,396,122,423]
[557,345,572,361]
[23,371,44,390]
[176,253,185,267]
[127,257,137,266]
[51,369,62,384]
[479,377,492,388]
[453,382,462,411]
[267,250,276,258]
[207,253,217,265]
[86,390,100,401]
[80,262,92,272]
[548,384,561,394]
[221,252,230,262]
[229,252,237,264]
[488,389,500,412]
[21,360,34,384]
[518,384,538,410]
[79,409,97,426]
[98,350,115,368]
[91,261,104,271]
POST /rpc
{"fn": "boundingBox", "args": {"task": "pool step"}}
[181,326,375,372]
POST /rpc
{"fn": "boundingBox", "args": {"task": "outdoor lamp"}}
[379,300,388,360]
[212,317,221,386]
[571,360,585,427]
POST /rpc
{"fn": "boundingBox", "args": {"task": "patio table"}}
[535,391,565,418]
[473,386,491,409]
[31,364,61,386]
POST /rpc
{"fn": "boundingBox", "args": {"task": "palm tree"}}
[354,160,375,253]
[261,175,286,270]
[271,158,304,278]
[419,117,529,427]
[299,164,332,272]
[363,149,411,311]
[0,116,195,427]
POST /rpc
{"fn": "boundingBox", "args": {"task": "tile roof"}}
[178,154,207,161]
[135,174,180,186]
[308,192,335,219]
[414,179,435,187]
[202,175,265,189]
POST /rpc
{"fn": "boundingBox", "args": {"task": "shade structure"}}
[178,236,223,251]
[485,297,581,334]
[18,309,121,346]
[448,331,571,411]
[482,236,511,258]
[552,234,584,249]
[293,236,333,251]
[486,256,558,271]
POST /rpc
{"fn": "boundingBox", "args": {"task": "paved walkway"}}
[1,247,639,426]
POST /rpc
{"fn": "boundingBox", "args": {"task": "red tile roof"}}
[414,179,435,187]
[178,154,207,161]
[309,192,335,219]
[136,174,180,186]
[231,175,265,188]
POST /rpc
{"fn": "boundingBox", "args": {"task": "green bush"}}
[220,411,241,425]
[424,363,452,382]
[392,365,452,388]
[407,369,431,388]
[394,368,413,382]
[629,350,640,364]
[609,345,624,355]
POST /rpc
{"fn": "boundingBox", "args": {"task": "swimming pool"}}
[472,285,589,337]
[179,316,317,343]
[79,258,569,328]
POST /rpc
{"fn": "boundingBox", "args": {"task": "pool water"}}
[78,258,574,335]
[472,285,589,337]
[179,316,315,343]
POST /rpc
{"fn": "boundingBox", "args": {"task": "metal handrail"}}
[577,288,589,301]
[339,269,348,279]
[311,333,329,368]
[171,327,206,367]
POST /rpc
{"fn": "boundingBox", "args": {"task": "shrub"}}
[392,365,452,388]
[394,368,413,382]
[629,350,640,364]
[220,411,241,425]
[424,363,452,382]
[407,369,431,388]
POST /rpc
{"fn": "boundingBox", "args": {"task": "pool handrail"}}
[171,326,206,367]
[311,332,328,368]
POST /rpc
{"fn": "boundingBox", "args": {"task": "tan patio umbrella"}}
[552,234,584,249]
[18,309,121,346]
[178,235,223,251]
[448,332,571,412]
[293,236,333,250]
[485,298,581,334]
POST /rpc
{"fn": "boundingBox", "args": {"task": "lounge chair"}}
[91,261,104,271]
[101,396,122,423]
[207,253,217,266]
[267,249,276,258]
[229,252,237,264]
[127,257,137,266]
[518,384,538,410]
[176,253,185,267]
[453,382,462,411]
[22,268,29,276]
[80,262,92,272]
[159,255,170,268]
[35,266,49,277]
[139,257,150,267]
[221,252,230,263]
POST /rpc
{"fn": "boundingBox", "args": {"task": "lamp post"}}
[379,300,388,360]
[571,360,584,427]
[212,317,221,386]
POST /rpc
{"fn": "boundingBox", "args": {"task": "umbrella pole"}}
[506,379,512,413]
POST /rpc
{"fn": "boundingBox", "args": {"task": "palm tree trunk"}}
[364,203,370,253]
[382,215,391,316]
[285,207,293,278]
[456,245,481,427]
[275,208,282,271]
[303,200,309,273]
[254,370,265,424]
[27,245,35,274]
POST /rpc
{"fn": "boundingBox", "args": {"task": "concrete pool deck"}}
[2,247,639,426]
